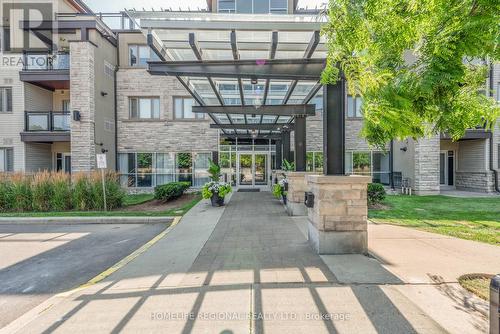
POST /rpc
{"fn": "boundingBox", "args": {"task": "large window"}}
[118,152,213,188]
[129,97,160,120]
[174,97,204,120]
[128,45,159,67]
[270,0,288,13]
[347,95,363,118]
[306,152,324,173]
[218,0,287,14]
[345,151,391,185]
[0,148,13,172]
[0,87,12,112]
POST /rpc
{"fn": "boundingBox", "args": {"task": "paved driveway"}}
[0,223,166,328]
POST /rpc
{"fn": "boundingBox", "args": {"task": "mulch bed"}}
[119,193,199,212]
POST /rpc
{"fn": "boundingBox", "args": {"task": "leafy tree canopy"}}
[322,0,500,148]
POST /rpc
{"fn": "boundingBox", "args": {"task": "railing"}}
[22,52,70,71]
[24,111,71,132]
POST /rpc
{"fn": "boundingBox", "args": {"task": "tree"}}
[322,0,500,148]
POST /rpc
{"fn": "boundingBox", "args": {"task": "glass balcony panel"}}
[27,114,49,131]
[52,114,70,131]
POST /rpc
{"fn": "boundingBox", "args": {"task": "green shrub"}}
[104,172,126,209]
[9,174,32,212]
[0,178,12,212]
[32,171,54,212]
[368,183,386,205]
[272,184,284,198]
[154,182,190,202]
[50,173,72,211]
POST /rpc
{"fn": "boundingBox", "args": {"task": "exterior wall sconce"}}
[73,110,81,121]
[400,147,407,152]
[101,91,108,97]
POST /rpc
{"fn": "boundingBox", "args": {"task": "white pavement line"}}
[0,217,182,334]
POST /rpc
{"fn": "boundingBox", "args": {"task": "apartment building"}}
[0,0,499,195]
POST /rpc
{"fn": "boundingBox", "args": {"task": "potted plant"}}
[272,177,288,204]
[202,159,232,207]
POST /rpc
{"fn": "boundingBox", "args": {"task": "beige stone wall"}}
[70,41,96,172]
[413,135,440,195]
[116,69,218,153]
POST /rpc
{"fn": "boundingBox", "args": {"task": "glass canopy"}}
[126,11,327,137]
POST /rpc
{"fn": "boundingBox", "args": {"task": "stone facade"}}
[413,136,440,195]
[456,171,495,193]
[284,171,316,216]
[116,69,218,153]
[306,175,370,254]
[70,41,97,172]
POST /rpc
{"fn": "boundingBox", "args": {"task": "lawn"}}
[369,195,500,245]
[0,194,202,218]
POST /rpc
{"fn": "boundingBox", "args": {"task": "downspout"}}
[488,62,499,192]
[113,32,119,172]
[389,139,394,189]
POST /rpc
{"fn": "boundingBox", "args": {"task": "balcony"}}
[20,111,71,142]
[20,52,70,90]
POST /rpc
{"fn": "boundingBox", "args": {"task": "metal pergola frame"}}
[128,10,346,175]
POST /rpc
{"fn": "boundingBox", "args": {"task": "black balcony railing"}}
[22,51,70,71]
[24,111,71,132]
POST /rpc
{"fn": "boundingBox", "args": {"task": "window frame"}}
[347,95,363,119]
[173,96,205,121]
[0,147,14,172]
[0,87,13,113]
[128,97,161,120]
[128,44,158,67]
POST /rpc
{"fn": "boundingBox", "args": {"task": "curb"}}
[0,216,175,225]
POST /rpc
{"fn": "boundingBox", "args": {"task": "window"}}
[306,152,324,173]
[128,45,159,67]
[218,0,236,12]
[62,100,70,112]
[0,87,13,112]
[347,95,363,118]
[55,153,71,173]
[129,97,160,119]
[497,83,500,102]
[0,148,13,172]
[1,28,10,52]
[270,0,288,13]
[174,97,204,119]
[345,150,391,185]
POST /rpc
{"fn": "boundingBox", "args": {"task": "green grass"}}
[123,193,155,206]
[458,274,492,301]
[369,195,500,245]
[0,194,202,218]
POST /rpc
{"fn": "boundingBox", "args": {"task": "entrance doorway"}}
[440,150,455,186]
[237,152,269,187]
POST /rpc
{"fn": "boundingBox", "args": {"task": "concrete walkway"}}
[4,192,452,334]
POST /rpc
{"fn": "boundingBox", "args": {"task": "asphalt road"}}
[0,223,167,329]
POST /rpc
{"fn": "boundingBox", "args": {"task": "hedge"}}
[154,182,190,202]
[0,171,125,212]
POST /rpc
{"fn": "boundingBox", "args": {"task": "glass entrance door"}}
[237,153,269,187]
[254,154,267,185]
[239,154,253,186]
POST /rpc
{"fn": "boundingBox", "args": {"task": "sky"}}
[84,0,327,13]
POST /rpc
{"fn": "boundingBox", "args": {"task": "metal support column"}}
[323,81,346,175]
[276,139,282,170]
[294,115,306,172]
[282,130,291,164]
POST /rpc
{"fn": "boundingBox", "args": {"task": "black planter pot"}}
[210,192,225,207]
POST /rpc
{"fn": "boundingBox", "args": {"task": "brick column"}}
[306,175,370,254]
[285,171,315,216]
[70,41,96,172]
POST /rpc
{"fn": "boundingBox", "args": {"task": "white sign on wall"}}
[96,154,107,169]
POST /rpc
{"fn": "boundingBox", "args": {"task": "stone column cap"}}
[307,175,372,184]
[285,171,319,177]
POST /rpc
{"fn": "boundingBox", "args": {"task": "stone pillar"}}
[413,136,440,195]
[70,41,96,172]
[306,175,370,254]
[285,171,314,216]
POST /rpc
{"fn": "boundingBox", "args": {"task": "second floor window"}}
[347,95,363,118]
[129,97,160,120]
[129,45,159,67]
[174,97,204,119]
[0,87,12,112]
[218,0,236,13]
